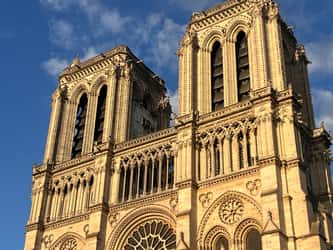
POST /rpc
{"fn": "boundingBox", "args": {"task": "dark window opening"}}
[211,41,224,111]
[94,85,107,145]
[246,229,262,250]
[72,94,88,158]
[236,32,250,102]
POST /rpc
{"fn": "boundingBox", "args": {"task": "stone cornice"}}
[44,213,90,231]
[109,190,177,212]
[198,101,253,126]
[51,153,95,173]
[189,0,250,31]
[198,166,260,189]
[114,128,177,153]
[25,222,44,232]
[58,45,165,90]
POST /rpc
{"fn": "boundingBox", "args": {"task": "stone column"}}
[225,40,237,105]
[232,133,240,172]
[43,90,63,163]
[110,159,121,204]
[223,135,232,174]
[83,93,98,154]
[103,70,117,142]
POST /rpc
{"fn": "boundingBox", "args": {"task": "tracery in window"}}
[94,85,107,145]
[124,221,176,250]
[60,238,77,250]
[236,32,250,102]
[72,94,88,158]
[245,229,262,250]
[211,41,224,111]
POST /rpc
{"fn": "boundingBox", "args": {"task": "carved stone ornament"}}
[43,234,54,248]
[219,197,244,224]
[108,212,120,227]
[83,224,89,238]
[246,179,261,195]
[169,195,178,211]
[199,192,213,208]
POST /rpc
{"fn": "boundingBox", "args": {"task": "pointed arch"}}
[201,30,225,52]
[106,205,176,250]
[49,232,85,250]
[197,191,262,246]
[69,83,89,104]
[203,225,231,250]
[226,18,251,43]
[90,73,109,95]
[234,218,263,250]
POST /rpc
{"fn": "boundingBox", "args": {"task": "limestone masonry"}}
[24,0,333,249]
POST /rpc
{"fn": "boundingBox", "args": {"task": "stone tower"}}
[24,1,333,250]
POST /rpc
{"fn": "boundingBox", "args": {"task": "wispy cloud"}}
[307,40,333,75]
[313,89,333,133]
[49,19,76,49]
[168,89,179,115]
[41,57,69,77]
[168,0,219,12]
[99,9,132,34]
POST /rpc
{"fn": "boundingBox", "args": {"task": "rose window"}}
[219,198,244,224]
[60,238,77,250]
[124,221,176,250]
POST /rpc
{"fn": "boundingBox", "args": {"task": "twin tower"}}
[25,0,333,250]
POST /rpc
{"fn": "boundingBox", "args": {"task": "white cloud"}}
[100,9,132,34]
[49,19,75,49]
[41,57,69,77]
[313,89,333,133]
[307,40,333,74]
[168,89,179,115]
[168,0,219,12]
[145,18,185,71]
[82,46,98,61]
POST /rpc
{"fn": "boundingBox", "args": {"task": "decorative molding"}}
[114,128,176,152]
[198,167,260,189]
[109,190,177,213]
[190,0,251,31]
[44,214,90,230]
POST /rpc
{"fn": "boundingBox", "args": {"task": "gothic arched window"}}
[245,229,262,250]
[236,32,250,102]
[211,41,224,111]
[215,236,229,250]
[72,93,88,158]
[124,221,176,250]
[94,85,107,145]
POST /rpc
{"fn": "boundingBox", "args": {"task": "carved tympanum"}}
[219,197,244,224]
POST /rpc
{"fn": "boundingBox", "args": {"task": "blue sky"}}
[0,0,332,248]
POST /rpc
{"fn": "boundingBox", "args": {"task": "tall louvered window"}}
[211,41,224,111]
[94,85,107,144]
[72,94,88,158]
[236,32,250,101]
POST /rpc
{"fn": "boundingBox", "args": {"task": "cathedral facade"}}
[24,0,333,249]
